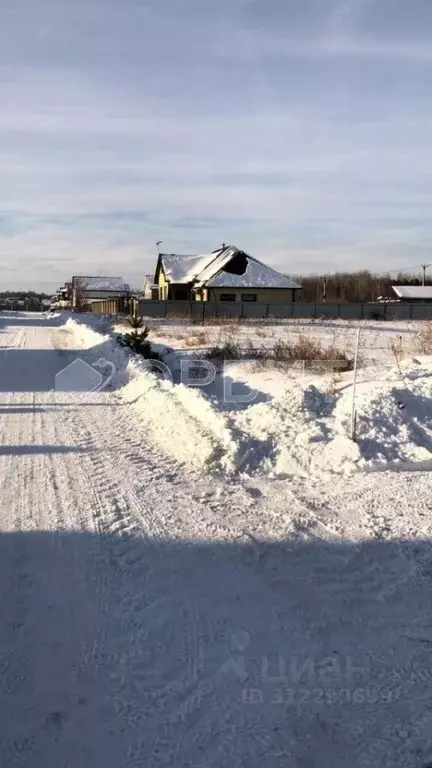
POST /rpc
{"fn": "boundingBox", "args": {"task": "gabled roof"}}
[156,250,224,284]
[193,245,240,286]
[206,258,301,289]
[392,285,432,300]
[73,276,130,292]
[156,245,301,290]
[195,246,301,289]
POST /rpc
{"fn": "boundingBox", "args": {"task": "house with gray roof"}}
[72,276,131,309]
[154,245,301,303]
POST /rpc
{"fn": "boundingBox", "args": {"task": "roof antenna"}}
[156,240,162,255]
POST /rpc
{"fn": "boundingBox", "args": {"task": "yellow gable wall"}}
[158,267,169,299]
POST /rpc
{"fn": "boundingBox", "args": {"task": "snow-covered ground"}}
[124,314,423,400]
[145,315,421,362]
[1,311,432,767]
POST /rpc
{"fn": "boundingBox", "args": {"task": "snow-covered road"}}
[1,313,432,767]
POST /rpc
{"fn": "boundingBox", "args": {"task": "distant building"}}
[142,274,158,300]
[71,276,131,309]
[154,245,301,303]
[392,286,432,302]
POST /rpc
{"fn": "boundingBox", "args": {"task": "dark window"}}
[220,293,236,302]
[174,289,188,300]
[241,293,257,302]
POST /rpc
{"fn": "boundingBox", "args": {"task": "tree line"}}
[0,291,51,300]
[287,272,432,303]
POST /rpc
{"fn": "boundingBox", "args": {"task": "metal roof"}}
[392,285,432,300]
[204,254,302,290]
[159,246,302,290]
[159,251,223,284]
[73,276,130,292]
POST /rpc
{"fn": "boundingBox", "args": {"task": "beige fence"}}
[90,297,136,315]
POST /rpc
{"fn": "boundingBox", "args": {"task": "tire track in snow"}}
[0,390,37,766]
[58,399,296,767]
[47,389,215,761]
[45,338,259,764]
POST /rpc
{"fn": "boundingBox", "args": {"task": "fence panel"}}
[363,302,386,320]
[411,303,432,320]
[165,300,192,317]
[292,302,316,318]
[267,304,293,318]
[241,302,269,318]
[94,298,432,322]
[314,303,340,318]
[384,304,412,320]
[90,300,118,314]
[138,300,167,318]
[191,302,205,322]
[203,301,242,318]
[216,302,242,318]
[203,302,217,319]
[339,303,363,320]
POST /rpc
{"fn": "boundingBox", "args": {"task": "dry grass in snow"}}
[416,322,432,355]
[146,316,421,366]
[202,335,354,371]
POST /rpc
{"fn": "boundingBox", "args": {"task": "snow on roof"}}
[159,252,222,284]
[160,246,301,290]
[206,256,302,290]
[392,285,432,300]
[194,246,240,285]
[74,276,130,292]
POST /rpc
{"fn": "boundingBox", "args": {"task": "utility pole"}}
[420,264,429,286]
[351,327,361,442]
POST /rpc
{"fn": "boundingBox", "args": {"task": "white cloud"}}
[1,0,432,288]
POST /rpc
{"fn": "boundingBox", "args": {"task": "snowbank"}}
[63,314,432,478]
[231,358,432,476]
[62,314,238,471]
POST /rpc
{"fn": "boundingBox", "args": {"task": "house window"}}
[220,293,236,302]
[241,293,257,302]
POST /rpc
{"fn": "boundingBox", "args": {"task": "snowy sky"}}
[1,0,432,291]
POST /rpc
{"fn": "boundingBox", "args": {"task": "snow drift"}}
[62,315,238,471]
[63,315,432,478]
[231,359,432,476]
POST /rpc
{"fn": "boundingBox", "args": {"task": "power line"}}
[386,264,426,274]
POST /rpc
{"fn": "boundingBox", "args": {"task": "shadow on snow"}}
[1,530,432,767]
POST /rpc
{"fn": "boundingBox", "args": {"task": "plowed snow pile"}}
[62,316,238,471]
[232,358,432,476]
[121,372,237,471]
[64,316,431,477]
